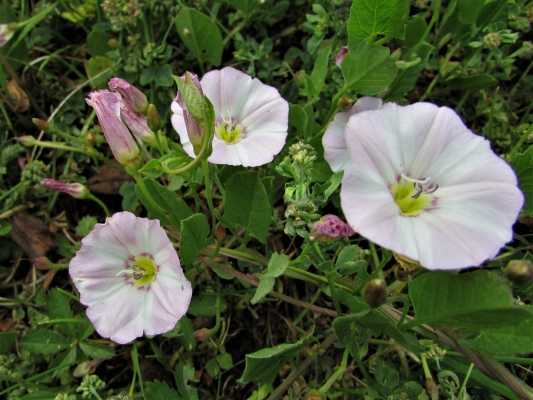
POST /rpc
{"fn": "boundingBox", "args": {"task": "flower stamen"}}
[391,175,438,216]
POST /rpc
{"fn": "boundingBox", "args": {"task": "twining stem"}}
[86,194,110,217]
[132,341,145,399]
[201,159,223,222]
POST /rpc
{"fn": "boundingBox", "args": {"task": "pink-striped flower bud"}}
[33,256,52,270]
[310,214,354,242]
[120,100,157,147]
[16,135,36,147]
[86,90,140,167]
[108,78,148,113]
[335,46,348,68]
[175,72,204,151]
[41,178,90,199]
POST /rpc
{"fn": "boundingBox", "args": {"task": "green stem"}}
[0,181,29,202]
[458,363,474,399]
[87,193,110,217]
[202,158,223,222]
[319,344,350,394]
[132,341,145,399]
[89,387,104,400]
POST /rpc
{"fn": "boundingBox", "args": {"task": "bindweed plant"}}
[1,0,533,399]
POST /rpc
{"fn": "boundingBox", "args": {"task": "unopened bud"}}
[147,104,162,132]
[0,23,17,48]
[310,215,354,242]
[40,178,90,199]
[194,328,211,342]
[215,226,226,241]
[505,260,533,284]
[362,278,387,309]
[305,390,325,400]
[335,46,348,68]
[108,78,148,113]
[338,97,353,110]
[108,38,118,48]
[32,118,51,131]
[484,32,501,50]
[33,256,52,270]
[17,135,37,146]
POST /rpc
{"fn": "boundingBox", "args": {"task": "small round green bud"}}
[147,104,162,132]
[194,328,211,342]
[362,278,387,309]
[16,135,37,146]
[484,32,501,50]
[304,390,325,400]
[505,260,533,284]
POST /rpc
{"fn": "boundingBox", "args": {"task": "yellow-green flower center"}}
[125,255,157,286]
[216,120,243,144]
[391,176,436,216]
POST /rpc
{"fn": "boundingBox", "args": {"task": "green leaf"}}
[145,380,182,400]
[174,364,199,400]
[511,144,533,217]
[250,277,275,305]
[139,160,164,179]
[188,292,228,317]
[401,16,428,48]
[341,42,397,92]
[239,327,315,383]
[408,271,533,329]
[79,342,115,359]
[155,64,174,87]
[304,46,331,100]
[224,171,272,243]
[386,42,433,102]
[0,331,18,354]
[176,8,223,67]
[445,74,498,91]
[21,329,70,355]
[335,246,359,270]
[46,289,75,338]
[0,220,11,236]
[205,358,220,376]
[86,56,114,88]
[217,352,233,370]
[229,0,258,17]
[87,29,113,56]
[49,346,76,378]
[140,66,156,85]
[75,216,98,237]
[135,177,193,229]
[458,0,486,24]
[180,213,210,265]
[119,181,140,212]
[347,0,410,43]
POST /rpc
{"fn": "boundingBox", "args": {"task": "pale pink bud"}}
[33,256,52,270]
[335,46,348,68]
[0,24,16,48]
[310,214,354,242]
[175,72,204,149]
[16,135,36,146]
[120,100,157,147]
[40,178,90,199]
[86,90,140,167]
[108,78,148,113]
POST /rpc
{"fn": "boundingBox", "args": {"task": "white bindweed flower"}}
[338,102,524,270]
[323,97,383,173]
[69,212,192,344]
[171,67,289,167]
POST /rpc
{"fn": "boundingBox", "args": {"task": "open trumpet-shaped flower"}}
[171,67,289,167]
[69,212,192,344]
[339,102,523,270]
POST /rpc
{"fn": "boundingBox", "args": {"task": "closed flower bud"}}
[120,101,157,147]
[108,78,148,113]
[215,226,226,241]
[338,97,353,110]
[335,46,348,68]
[484,32,501,50]
[362,278,387,309]
[305,390,325,400]
[86,90,140,168]
[174,72,204,153]
[147,104,162,132]
[0,23,17,48]
[310,215,354,242]
[505,260,533,284]
[16,135,37,146]
[33,256,52,270]
[194,328,211,342]
[40,178,90,199]
[32,118,51,131]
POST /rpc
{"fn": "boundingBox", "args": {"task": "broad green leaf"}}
[87,29,113,56]
[188,292,228,317]
[239,327,314,383]
[119,181,140,212]
[140,65,156,85]
[304,46,331,100]
[401,16,428,48]
[445,74,498,91]
[460,308,533,356]
[75,216,97,237]
[135,177,193,229]
[139,159,164,179]
[250,253,289,304]
[217,352,233,370]
[87,56,114,88]
[79,342,115,359]
[145,380,182,400]
[21,329,70,355]
[386,42,433,102]
[347,0,409,44]
[458,0,486,24]
[0,220,12,236]
[46,289,75,338]
[205,358,220,376]
[341,42,397,92]
[228,0,258,17]
[174,365,199,400]
[180,213,210,265]
[224,171,272,243]
[408,271,533,329]
[49,347,76,378]
[511,144,533,217]
[155,63,173,87]
[250,277,275,305]
[0,331,18,354]
[335,246,360,270]
[288,104,320,141]
[176,8,223,67]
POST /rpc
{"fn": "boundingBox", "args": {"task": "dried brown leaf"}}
[10,212,57,258]
[7,80,29,112]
